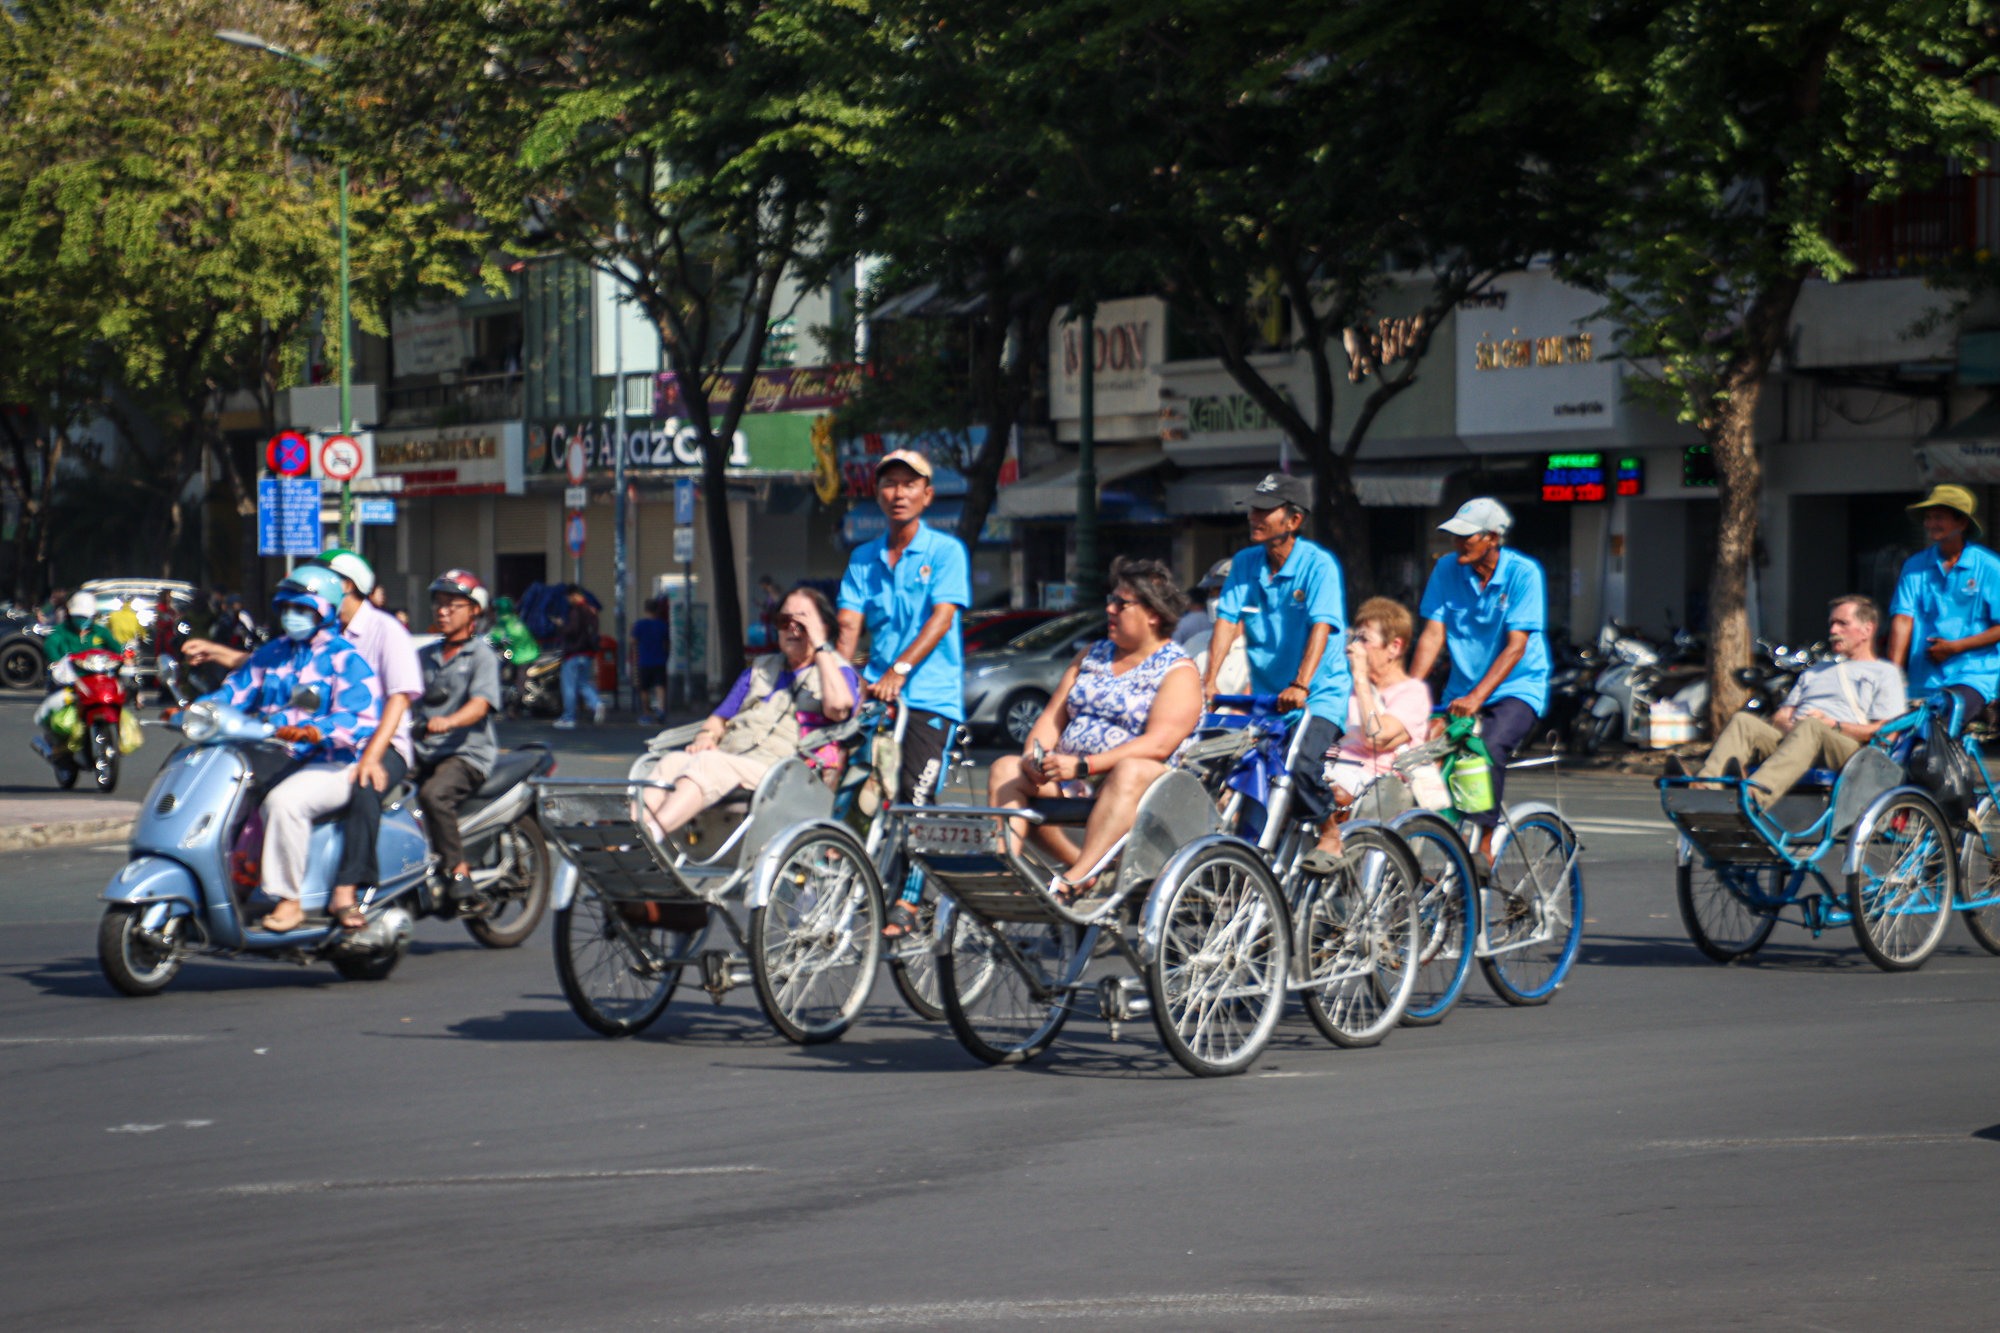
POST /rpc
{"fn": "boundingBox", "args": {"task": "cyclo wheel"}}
[885,865,948,1022]
[1955,797,2000,955]
[749,824,884,1044]
[1394,814,1478,1027]
[940,913,1079,1065]
[1676,842,1777,963]
[1848,791,1957,972]
[1299,826,1422,1047]
[1146,840,1290,1077]
[554,888,694,1037]
[1480,811,1584,1005]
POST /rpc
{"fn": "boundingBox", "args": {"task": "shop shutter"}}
[495,498,547,553]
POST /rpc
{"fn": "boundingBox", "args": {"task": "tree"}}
[319,0,861,680]
[1565,0,2000,730]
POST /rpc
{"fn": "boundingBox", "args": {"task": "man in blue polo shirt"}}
[1201,472,1352,872]
[836,449,970,809]
[1410,497,1549,856]
[1889,483,2000,724]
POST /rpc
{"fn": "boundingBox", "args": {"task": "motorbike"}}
[1580,620,1708,753]
[96,664,558,996]
[1736,638,1822,716]
[32,649,138,792]
[1523,636,1596,752]
[501,647,562,718]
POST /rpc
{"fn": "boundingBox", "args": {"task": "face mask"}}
[69,616,91,631]
[280,608,319,642]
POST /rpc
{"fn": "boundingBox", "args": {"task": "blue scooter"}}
[97,667,553,995]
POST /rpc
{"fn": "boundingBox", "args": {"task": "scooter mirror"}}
[289,685,321,713]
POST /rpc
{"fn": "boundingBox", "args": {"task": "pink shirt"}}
[1336,676,1432,777]
[341,599,425,764]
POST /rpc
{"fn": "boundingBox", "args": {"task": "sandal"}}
[1047,873,1096,909]
[1299,848,1344,878]
[253,906,309,933]
[881,900,924,940]
[329,904,368,932]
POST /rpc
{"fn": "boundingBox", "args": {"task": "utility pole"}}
[613,282,628,715]
[1073,309,1100,609]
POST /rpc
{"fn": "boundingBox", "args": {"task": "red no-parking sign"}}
[266,431,311,477]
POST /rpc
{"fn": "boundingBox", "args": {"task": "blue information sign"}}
[257,478,323,556]
[566,512,587,557]
[357,498,397,526]
[674,478,695,526]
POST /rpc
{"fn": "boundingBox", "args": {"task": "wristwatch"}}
[892,660,913,676]
[814,643,834,656]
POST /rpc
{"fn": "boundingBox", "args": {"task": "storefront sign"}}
[653,364,859,418]
[1186,393,1278,436]
[1455,271,1617,437]
[1542,452,1607,502]
[836,428,992,500]
[1050,297,1167,421]
[391,301,470,377]
[1616,456,1644,496]
[373,423,524,496]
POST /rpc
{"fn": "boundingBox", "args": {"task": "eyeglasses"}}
[1106,594,1138,612]
[776,617,806,632]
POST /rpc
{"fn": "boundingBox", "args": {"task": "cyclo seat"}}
[1027,796,1097,825]
[1797,767,1838,790]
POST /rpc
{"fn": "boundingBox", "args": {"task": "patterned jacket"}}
[199,609,380,762]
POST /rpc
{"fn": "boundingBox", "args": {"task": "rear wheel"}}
[749,825,884,1044]
[1677,853,1777,963]
[89,720,118,793]
[1396,814,1478,1027]
[1848,793,1957,972]
[941,915,1078,1065]
[1481,812,1585,1005]
[1955,797,2000,955]
[1147,841,1290,1076]
[330,921,412,982]
[463,818,552,949]
[554,890,693,1036]
[1299,827,1422,1047]
[97,905,182,996]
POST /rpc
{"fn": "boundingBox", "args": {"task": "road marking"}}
[108,1120,211,1134]
[0,1035,209,1046]
[1569,819,1675,836]
[1254,1070,1336,1079]
[1646,1133,1981,1150]
[704,1294,1378,1326]
[221,1165,768,1195]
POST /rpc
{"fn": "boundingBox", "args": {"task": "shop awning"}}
[1916,394,2000,483]
[997,446,1166,519]
[1166,461,1461,514]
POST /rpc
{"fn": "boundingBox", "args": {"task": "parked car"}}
[963,609,1108,746]
[0,606,47,690]
[961,608,1064,654]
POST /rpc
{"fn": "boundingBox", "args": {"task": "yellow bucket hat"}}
[1908,483,1982,534]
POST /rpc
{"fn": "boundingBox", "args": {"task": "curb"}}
[0,817,133,854]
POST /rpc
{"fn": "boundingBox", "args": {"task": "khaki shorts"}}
[649,749,771,804]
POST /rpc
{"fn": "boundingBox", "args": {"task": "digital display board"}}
[1542,452,1607,502]
[1683,444,1719,487]
[1616,456,1644,497]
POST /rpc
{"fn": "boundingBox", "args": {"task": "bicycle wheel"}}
[886,868,949,1021]
[1480,811,1584,1005]
[1848,791,1957,972]
[1146,840,1290,1076]
[940,914,1078,1065]
[1676,851,1777,963]
[1395,814,1477,1026]
[749,825,884,1044]
[1299,826,1422,1047]
[1955,797,2000,955]
[553,890,694,1037]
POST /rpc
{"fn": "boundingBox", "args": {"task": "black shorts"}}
[637,664,666,691]
[1287,713,1345,823]
[899,709,954,804]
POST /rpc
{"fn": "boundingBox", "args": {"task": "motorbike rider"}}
[35,591,120,753]
[410,570,505,905]
[1408,498,1550,861]
[189,566,382,933]
[1887,484,2000,726]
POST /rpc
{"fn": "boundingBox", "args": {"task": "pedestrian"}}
[757,574,783,645]
[1200,473,1353,875]
[1887,483,2000,726]
[1408,498,1550,861]
[631,597,671,723]
[1173,558,1230,645]
[554,585,606,729]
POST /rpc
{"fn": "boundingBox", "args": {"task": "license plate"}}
[906,817,1002,858]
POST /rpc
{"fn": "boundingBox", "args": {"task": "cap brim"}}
[1438,519,1481,535]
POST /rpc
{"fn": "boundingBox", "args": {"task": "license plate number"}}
[907,817,1001,857]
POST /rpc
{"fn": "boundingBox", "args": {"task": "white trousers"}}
[260,762,354,902]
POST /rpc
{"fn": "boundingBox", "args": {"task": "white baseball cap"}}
[1438,497,1513,537]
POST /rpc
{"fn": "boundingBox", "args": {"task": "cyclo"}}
[1664,692,1995,971]
[904,696,1425,1077]
[534,702,955,1043]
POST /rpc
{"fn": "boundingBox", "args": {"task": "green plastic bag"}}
[118,706,144,755]
[49,703,81,745]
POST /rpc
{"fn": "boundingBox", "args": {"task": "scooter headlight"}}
[182,701,221,743]
[77,651,120,674]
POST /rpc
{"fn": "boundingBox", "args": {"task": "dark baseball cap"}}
[1237,472,1311,512]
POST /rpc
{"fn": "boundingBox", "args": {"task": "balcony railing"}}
[385,372,523,428]
[1830,170,1995,278]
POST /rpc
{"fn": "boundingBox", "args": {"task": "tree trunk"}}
[1303,443,1373,601]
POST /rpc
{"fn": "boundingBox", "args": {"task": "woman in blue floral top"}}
[987,557,1203,902]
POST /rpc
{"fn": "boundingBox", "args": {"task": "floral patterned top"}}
[1057,639,1196,761]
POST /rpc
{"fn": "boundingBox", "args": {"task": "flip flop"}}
[329,904,368,932]
[1299,849,1343,878]
[253,909,311,933]
[881,900,924,940]
[1047,874,1097,909]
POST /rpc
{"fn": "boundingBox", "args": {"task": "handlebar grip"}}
[1210,694,1280,707]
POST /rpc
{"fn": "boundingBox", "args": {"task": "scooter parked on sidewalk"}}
[96,666,557,995]
[31,649,140,793]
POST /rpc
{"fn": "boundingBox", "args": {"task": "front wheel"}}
[554,890,693,1036]
[1848,792,1957,972]
[462,818,552,948]
[98,905,182,996]
[941,914,1078,1065]
[1395,814,1478,1027]
[53,759,78,789]
[1955,797,2000,955]
[1480,812,1585,1005]
[1677,853,1777,963]
[1299,827,1422,1047]
[749,825,884,1044]
[1147,841,1290,1076]
[89,720,118,793]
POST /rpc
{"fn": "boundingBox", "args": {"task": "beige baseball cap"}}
[874,449,934,480]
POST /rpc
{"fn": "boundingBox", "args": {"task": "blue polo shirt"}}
[1214,538,1352,725]
[1419,546,1549,714]
[838,520,970,721]
[1891,541,2000,702]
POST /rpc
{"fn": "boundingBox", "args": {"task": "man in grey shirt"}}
[414,571,505,902]
[1694,594,1907,806]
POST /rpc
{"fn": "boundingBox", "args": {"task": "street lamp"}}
[214,30,356,550]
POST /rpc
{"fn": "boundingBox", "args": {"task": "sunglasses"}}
[1105,594,1139,612]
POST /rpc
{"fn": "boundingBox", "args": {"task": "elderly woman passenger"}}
[639,587,858,840]
[987,557,1203,904]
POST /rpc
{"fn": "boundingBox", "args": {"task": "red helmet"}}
[428,568,490,613]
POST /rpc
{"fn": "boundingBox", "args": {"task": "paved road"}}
[4,757,1999,1331]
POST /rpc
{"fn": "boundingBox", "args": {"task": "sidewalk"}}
[0,798,139,853]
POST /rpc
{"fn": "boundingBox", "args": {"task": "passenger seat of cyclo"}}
[1688,594,1906,807]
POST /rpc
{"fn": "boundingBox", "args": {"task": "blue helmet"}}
[273,565,345,625]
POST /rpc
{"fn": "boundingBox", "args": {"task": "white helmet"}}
[66,591,98,619]
[319,548,376,597]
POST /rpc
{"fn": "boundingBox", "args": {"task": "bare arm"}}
[1408,620,1446,685]
[1019,651,1084,785]
[835,608,864,663]
[1886,614,1913,669]
[426,695,491,734]
[1927,623,2000,663]
[353,693,412,790]
[813,650,854,721]
[180,638,248,670]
